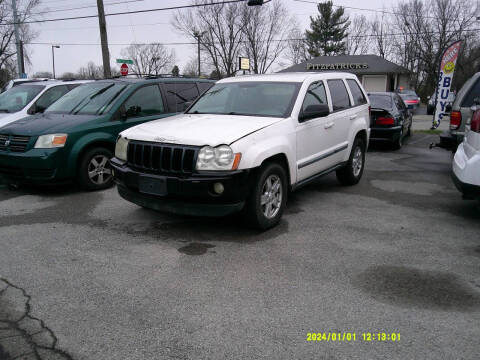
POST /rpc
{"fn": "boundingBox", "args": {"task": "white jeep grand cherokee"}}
[111,73,370,229]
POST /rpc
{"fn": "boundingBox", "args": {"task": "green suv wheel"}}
[78,147,114,191]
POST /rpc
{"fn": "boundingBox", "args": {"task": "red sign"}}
[120,63,128,76]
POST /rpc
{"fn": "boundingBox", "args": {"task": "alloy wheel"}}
[352,146,363,177]
[260,174,283,219]
[87,155,112,185]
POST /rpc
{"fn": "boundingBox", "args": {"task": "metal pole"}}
[197,36,201,77]
[11,0,22,78]
[52,46,55,79]
[96,0,111,78]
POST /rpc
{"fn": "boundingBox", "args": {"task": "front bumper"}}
[370,126,402,142]
[110,158,252,216]
[452,143,480,200]
[0,148,67,184]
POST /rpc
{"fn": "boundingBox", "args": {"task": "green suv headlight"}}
[115,136,129,161]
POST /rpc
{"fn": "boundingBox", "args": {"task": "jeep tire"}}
[244,162,288,230]
[336,137,365,186]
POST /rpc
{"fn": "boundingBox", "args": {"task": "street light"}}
[193,30,206,77]
[51,45,60,79]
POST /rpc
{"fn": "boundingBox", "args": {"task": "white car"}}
[0,80,90,129]
[452,106,480,204]
[111,72,371,229]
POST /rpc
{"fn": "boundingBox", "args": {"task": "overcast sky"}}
[25,0,406,76]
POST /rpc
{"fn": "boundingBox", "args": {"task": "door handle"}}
[349,115,357,120]
[324,121,334,129]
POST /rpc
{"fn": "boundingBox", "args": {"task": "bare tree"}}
[182,58,199,77]
[77,62,104,79]
[0,0,40,82]
[173,0,245,77]
[346,15,371,55]
[121,43,175,77]
[370,15,393,60]
[285,25,308,65]
[240,1,294,74]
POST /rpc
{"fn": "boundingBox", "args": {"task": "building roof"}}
[218,72,358,83]
[280,55,409,75]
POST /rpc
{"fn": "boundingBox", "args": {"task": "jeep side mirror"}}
[445,104,452,113]
[299,104,330,122]
[474,97,480,106]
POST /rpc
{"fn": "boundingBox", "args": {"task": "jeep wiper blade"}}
[0,109,10,113]
[227,111,252,116]
[189,110,204,114]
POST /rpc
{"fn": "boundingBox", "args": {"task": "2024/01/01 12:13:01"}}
[306,332,401,342]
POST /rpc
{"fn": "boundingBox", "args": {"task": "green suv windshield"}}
[46,82,127,115]
[0,84,45,113]
[187,82,301,118]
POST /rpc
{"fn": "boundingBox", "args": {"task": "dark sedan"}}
[368,92,413,149]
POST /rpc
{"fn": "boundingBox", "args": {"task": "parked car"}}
[396,88,421,111]
[1,78,52,93]
[452,106,480,205]
[0,80,90,129]
[438,72,480,152]
[368,91,412,149]
[427,91,455,115]
[0,77,214,189]
[110,72,370,230]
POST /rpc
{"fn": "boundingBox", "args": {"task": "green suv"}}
[0,77,214,189]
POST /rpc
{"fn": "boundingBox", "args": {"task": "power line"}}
[293,0,438,20]
[25,27,480,47]
[38,21,169,32]
[29,0,147,16]
[0,0,248,26]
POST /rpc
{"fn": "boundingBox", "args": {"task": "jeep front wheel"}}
[78,147,114,191]
[245,162,287,230]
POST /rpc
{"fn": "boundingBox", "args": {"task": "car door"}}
[111,84,169,134]
[325,79,354,165]
[296,81,339,181]
[394,94,410,132]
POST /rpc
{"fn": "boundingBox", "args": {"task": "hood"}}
[0,112,30,129]
[0,112,97,136]
[121,113,285,146]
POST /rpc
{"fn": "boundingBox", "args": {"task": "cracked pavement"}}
[0,133,479,359]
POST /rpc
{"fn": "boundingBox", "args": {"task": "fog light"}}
[213,182,224,194]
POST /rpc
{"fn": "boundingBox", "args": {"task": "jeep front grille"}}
[127,141,199,175]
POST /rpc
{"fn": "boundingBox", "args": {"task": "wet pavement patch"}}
[0,278,73,359]
[178,242,216,255]
[354,266,480,311]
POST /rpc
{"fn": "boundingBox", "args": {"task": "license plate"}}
[138,175,167,196]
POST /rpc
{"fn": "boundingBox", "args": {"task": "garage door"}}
[363,75,387,92]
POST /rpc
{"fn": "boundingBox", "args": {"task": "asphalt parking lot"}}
[1,130,479,359]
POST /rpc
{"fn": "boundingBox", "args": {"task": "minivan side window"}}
[123,85,164,117]
[301,81,328,114]
[35,85,70,112]
[164,82,199,112]
[347,79,367,106]
[461,79,480,107]
[327,79,351,111]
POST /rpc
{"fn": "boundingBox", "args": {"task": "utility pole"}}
[51,45,60,79]
[96,0,111,78]
[11,0,23,78]
[193,31,204,77]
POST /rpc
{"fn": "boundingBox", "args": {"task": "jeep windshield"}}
[46,82,127,115]
[0,84,45,113]
[187,81,301,118]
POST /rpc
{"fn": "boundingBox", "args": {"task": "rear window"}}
[327,79,351,111]
[164,82,199,112]
[461,78,480,108]
[369,94,393,109]
[347,79,367,106]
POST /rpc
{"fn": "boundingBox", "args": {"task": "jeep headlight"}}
[34,134,68,148]
[196,145,241,171]
[115,136,129,161]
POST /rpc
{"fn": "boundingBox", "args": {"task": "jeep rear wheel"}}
[244,162,287,230]
[78,147,114,191]
[336,137,365,186]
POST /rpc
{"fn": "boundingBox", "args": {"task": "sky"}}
[24,0,408,76]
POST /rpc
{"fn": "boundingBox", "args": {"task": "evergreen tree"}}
[305,1,350,57]
[171,65,180,77]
